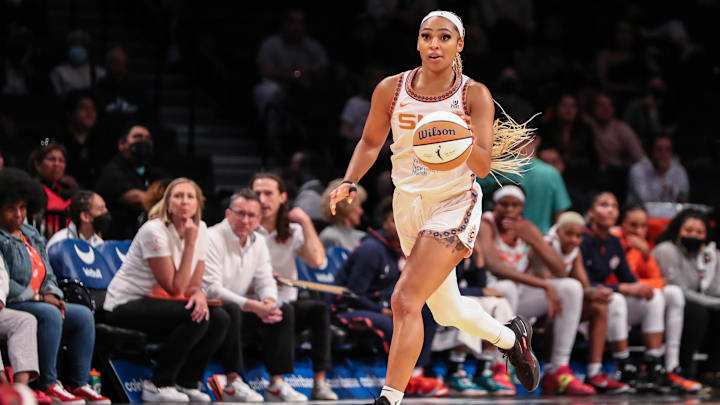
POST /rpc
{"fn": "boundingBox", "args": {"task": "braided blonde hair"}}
[452,53,463,75]
[448,10,463,75]
[488,102,540,184]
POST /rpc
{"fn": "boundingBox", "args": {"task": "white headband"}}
[421,10,464,38]
[493,185,525,203]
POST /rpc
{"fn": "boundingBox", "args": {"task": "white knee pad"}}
[663,285,685,310]
[554,277,583,306]
[642,289,665,334]
[607,292,628,342]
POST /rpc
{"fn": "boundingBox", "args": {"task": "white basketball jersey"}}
[389,67,475,197]
[546,225,579,275]
[482,212,531,273]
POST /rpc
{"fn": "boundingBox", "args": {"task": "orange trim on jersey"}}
[417,189,478,240]
[405,67,462,102]
[387,74,404,116]
[461,79,472,116]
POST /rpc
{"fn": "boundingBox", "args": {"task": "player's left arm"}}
[465,82,494,178]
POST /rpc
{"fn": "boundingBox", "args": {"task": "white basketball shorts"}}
[393,182,482,258]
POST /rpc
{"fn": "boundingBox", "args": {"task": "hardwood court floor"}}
[152,392,720,405]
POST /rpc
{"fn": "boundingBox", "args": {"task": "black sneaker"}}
[615,358,638,390]
[498,315,540,391]
[370,396,392,405]
[635,356,662,392]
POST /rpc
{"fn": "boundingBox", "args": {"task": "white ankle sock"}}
[449,350,467,363]
[587,362,602,377]
[613,350,630,360]
[494,326,515,350]
[380,386,403,405]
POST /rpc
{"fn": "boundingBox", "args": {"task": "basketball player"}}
[329,10,539,405]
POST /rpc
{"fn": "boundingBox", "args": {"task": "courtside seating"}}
[295,246,348,285]
[293,248,353,349]
[326,246,350,271]
[48,239,152,401]
[294,256,313,283]
[48,239,116,290]
[95,240,131,273]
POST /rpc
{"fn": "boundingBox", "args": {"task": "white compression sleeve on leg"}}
[549,278,583,369]
[426,270,515,349]
[663,285,685,371]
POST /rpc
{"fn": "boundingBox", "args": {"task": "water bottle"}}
[90,369,102,394]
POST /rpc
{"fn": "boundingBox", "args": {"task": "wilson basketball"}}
[413,111,473,171]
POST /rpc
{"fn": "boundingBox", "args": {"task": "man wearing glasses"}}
[203,189,308,402]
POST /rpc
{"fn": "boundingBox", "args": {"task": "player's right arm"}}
[330,74,398,213]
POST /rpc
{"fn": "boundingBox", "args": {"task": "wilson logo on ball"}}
[413,111,473,171]
[417,126,457,140]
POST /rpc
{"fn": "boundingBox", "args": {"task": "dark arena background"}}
[1,0,720,404]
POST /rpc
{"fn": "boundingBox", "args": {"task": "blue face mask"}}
[68,46,88,65]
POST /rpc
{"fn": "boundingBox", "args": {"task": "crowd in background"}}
[1,0,720,402]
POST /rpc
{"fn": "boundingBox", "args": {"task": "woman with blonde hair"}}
[103,177,230,403]
[319,178,367,251]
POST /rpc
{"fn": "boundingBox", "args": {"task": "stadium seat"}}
[95,240,132,273]
[326,246,350,268]
[296,256,337,284]
[294,247,348,286]
[294,256,313,282]
[48,239,116,289]
[47,239,154,374]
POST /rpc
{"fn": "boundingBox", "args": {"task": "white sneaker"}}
[175,385,211,402]
[141,380,189,402]
[310,380,338,400]
[222,378,264,402]
[265,380,307,402]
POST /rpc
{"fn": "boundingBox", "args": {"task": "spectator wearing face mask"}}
[49,30,105,96]
[653,209,720,385]
[46,190,110,249]
[95,123,165,240]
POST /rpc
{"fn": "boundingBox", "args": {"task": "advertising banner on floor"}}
[110,356,387,402]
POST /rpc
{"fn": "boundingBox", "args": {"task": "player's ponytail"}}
[488,102,539,183]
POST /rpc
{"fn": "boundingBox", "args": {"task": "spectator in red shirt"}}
[28,142,78,238]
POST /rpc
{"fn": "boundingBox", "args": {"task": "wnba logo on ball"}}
[417,126,456,140]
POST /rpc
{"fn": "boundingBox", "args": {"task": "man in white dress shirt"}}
[204,189,336,402]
